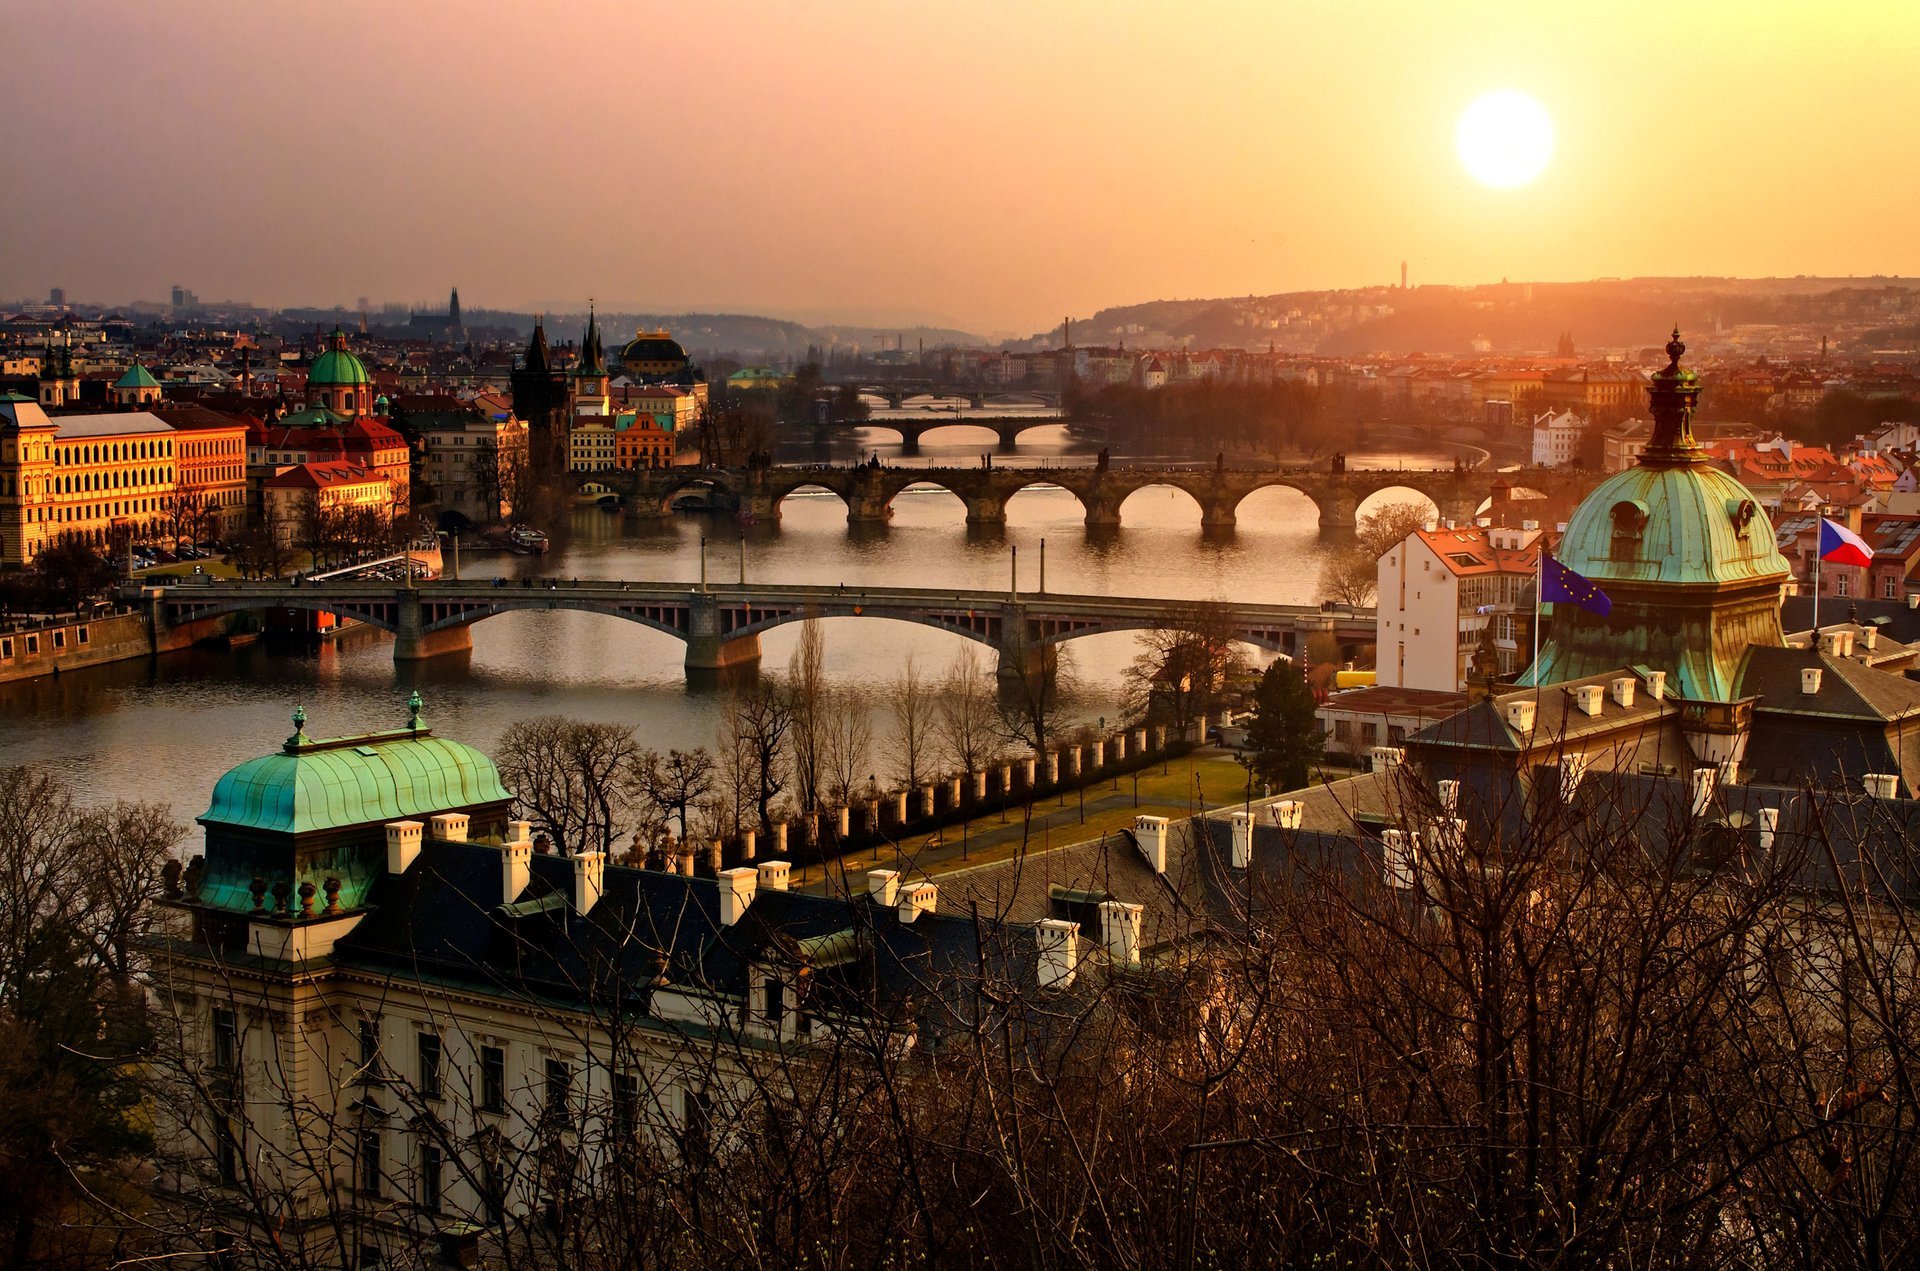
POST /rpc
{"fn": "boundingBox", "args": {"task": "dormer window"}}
[1610,500,1648,561]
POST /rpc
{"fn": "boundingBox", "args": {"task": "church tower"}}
[448,286,461,330]
[511,317,565,432]
[568,306,610,417]
[1520,330,1789,701]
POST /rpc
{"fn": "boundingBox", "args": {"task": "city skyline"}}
[10,1,1920,334]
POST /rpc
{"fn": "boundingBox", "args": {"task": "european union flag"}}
[1541,553,1611,617]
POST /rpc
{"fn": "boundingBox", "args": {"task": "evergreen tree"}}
[1240,658,1322,793]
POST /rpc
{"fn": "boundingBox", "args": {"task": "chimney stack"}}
[1098,900,1143,965]
[897,881,938,924]
[866,869,900,907]
[1230,810,1254,869]
[571,851,606,915]
[1035,919,1079,990]
[757,859,791,892]
[719,866,757,926]
[1133,815,1169,873]
[429,812,469,842]
[1690,767,1717,817]
[1272,799,1304,830]
[385,820,424,874]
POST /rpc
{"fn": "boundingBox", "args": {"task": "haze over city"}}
[12,0,1920,332]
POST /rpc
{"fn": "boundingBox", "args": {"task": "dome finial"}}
[1666,326,1685,367]
[286,704,309,750]
[407,690,424,731]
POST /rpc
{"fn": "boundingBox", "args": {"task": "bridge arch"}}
[772,481,853,515]
[1113,481,1210,527]
[1354,483,1442,525]
[155,595,402,634]
[417,597,694,642]
[720,605,1006,651]
[653,473,739,516]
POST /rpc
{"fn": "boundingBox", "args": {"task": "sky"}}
[6,0,1920,336]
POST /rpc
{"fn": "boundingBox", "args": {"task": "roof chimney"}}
[1610,677,1636,709]
[866,869,900,907]
[571,851,605,915]
[385,820,424,874]
[1505,700,1537,735]
[1690,767,1717,817]
[897,881,938,924]
[1370,746,1405,771]
[429,812,469,842]
[1644,670,1666,701]
[1134,815,1169,874]
[719,866,757,926]
[1758,806,1780,856]
[756,859,791,893]
[1098,900,1143,965]
[1438,779,1459,814]
[1035,919,1079,990]
[1560,753,1590,802]
[1572,684,1604,717]
[1864,773,1901,799]
[501,836,532,904]
[1230,811,1255,869]
[1381,828,1416,890]
[1801,667,1823,695]
[1272,799,1304,829]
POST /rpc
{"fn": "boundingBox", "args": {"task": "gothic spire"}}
[525,315,551,373]
[580,304,606,376]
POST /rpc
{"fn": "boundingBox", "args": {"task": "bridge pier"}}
[392,596,473,662]
[1200,502,1237,532]
[965,496,1006,529]
[685,594,762,681]
[1082,498,1122,531]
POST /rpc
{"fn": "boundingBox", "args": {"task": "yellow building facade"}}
[0,396,178,565]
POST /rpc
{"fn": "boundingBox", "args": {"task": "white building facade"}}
[1376,524,1541,690]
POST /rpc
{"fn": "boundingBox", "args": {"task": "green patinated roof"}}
[309,329,372,388]
[200,727,513,836]
[114,363,160,389]
[276,405,348,428]
[1555,462,1790,589]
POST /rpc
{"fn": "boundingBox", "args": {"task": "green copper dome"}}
[1521,329,1790,702]
[200,727,512,836]
[309,325,372,388]
[1555,462,1789,589]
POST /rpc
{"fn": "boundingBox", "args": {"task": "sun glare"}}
[1456,90,1554,189]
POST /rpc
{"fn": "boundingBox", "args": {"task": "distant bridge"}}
[583,462,1584,533]
[780,412,1076,453]
[840,383,1065,412]
[127,577,1377,679]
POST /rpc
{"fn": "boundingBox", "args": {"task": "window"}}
[417,1033,441,1101]
[51,629,64,649]
[1610,500,1647,561]
[214,1105,238,1184]
[1886,577,1899,599]
[358,1019,382,1079]
[419,1142,443,1213]
[212,1009,237,1072]
[545,1058,572,1117]
[1,639,11,659]
[681,1089,713,1158]
[1837,573,1851,597]
[612,1073,638,1140]
[762,977,785,1025]
[357,1129,382,1197]
[24,635,37,655]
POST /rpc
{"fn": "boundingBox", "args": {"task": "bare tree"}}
[1318,499,1434,607]
[1120,599,1245,727]
[787,617,828,812]
[936,647,998,775]
[886,653,939,791]
[718,680,793,835]
[496,716,641,854]
[820,688,874,809]
[995,643,1074,755]
[632,748,715,846]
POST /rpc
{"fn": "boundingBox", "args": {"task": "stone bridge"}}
[842,384,1065,412]
[128,577,1377,681]
[588,463,1585,533]
[779,413,1077,453]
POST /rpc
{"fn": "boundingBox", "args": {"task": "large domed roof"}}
[309,325,372,388]
[621,330,687,364]
[1556,462,1789,589]
[1520,329,1791,702]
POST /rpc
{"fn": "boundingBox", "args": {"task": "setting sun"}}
[1456,89,1554,189]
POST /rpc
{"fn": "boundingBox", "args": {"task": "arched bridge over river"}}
[128,577,1377,681]
[587,463,1585,533]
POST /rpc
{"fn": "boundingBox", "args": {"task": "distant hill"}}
[1038,277,1920,358]
[476,310,986,362]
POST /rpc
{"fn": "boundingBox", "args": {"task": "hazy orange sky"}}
[7,1,1919,334]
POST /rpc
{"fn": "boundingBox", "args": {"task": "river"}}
[0,418,1454,823]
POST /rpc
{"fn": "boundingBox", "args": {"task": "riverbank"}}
[0,605,240,685]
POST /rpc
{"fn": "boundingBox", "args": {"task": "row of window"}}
[55,439,172,463]
[49,466,172,493]
[0,625,87,660]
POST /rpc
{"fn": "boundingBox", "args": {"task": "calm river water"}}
[0,419,1452,822]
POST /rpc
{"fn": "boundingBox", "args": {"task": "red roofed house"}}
[261,460,392,545]
[1376,524,1543,691]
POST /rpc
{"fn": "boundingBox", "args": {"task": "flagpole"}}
[1812,513,1822,643]
[1533,548,1544,686]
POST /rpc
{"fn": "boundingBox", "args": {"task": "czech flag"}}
[1820,517,1874,568]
